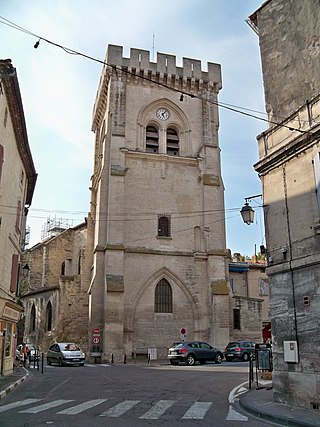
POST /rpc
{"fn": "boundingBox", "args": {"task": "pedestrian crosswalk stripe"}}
[0,399,41,413]
[182,402,213,419]
[139,400,175,419]
[19,399,74,413]
[99,400,140,417]
[57,399,107,415]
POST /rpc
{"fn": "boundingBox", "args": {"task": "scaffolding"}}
[41,216,73,241]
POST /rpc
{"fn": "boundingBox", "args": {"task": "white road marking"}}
[139,400,175,419]
[57,399,107,414]
[0,399,41,413]
[99,400,140,417]
[228,381,248,404]
[226,404,248,421]
[182,401,213,419]
[19,400,74,413]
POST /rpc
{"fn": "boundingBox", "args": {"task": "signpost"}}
[180,327,187,342]
[90,328,102,360]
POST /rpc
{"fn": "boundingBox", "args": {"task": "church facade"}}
[87,45,230,362]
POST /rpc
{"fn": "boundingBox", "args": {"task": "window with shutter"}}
[0,144,4,183]
[166,128,179,156]
[146,126,159,153]
[10,254,19,293]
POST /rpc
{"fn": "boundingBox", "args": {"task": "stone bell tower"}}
[87,44,229,362]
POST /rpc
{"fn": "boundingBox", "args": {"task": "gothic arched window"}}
[166,128,179,156]
[30,304,36,332]
[155,279,172,313]
[46,301,52,332]
[146,125,159,153]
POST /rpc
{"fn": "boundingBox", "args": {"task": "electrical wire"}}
[0,15,312,133]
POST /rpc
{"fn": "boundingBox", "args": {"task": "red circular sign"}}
[93,328,100,334]
[92,336,100,344]
[180,328,186,335]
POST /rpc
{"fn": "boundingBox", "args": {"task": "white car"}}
[47,342,85,366]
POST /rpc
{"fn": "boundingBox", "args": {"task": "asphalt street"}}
[0,361,274,427]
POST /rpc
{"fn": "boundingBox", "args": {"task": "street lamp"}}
[22,263,30,278]
[240,194,262,225]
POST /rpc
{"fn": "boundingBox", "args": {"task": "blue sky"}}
[1,0,266,256]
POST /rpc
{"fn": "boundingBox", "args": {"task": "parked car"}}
[167,341,224,366]
[224,340,256,362]
[15,344,39,362]
[47,342,85,366]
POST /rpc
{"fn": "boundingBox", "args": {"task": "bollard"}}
[111,353,114,364]
[41,352,44,374]
[124,354,126,364]
[148,354,151,365]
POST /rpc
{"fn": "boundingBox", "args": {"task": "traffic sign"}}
[180,328,186,335]
[92,336,100,344]
[93,328,100,334]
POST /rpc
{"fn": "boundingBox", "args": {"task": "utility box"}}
[283,341,298,363]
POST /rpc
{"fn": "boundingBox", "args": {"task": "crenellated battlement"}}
[105,44,221,88]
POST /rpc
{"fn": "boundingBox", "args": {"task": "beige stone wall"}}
[20,224,89,354]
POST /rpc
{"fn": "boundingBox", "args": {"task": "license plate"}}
[227,353,233,356]
[170,351,177,355]
[73,359,80,361]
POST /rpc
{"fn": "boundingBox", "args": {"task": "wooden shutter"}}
[0,145,3,183]
[10,254,19,293]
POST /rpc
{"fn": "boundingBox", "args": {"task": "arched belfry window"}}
[30,304,36,332]
[155,278,172,313]
[146,125,159,153]
[46,301,52,332]
[166,128,179,156]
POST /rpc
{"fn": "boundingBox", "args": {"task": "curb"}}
[239,390,319,427]
[0,368,29,400]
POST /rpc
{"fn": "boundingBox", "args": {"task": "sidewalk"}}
[239,381,320,427]
[0,365,29,400]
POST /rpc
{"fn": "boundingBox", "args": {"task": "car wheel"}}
[47,357,51,365]
[242,353,249,362]
[169,360,179,365]
[58,358,63,367]
[225,356,233,362]
[215,353,223,364]
[186,354,196,366]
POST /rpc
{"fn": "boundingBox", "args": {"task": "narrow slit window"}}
[46,301,52,331]
[155,279,172,313]
[30,304,36,332]
[158,215,171,237]
[166,128,179,156]
[146,125,159,153]
[233,308,241,330]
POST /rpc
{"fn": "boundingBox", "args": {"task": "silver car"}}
[47,342,85,366]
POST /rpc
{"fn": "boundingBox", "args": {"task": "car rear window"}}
[226,342,239,348]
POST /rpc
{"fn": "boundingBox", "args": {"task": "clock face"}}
[156,108,169,120]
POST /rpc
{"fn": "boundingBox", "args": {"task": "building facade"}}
[249,0,320,409]
[87,45,229,362]
[19,222,88,354]
[228,258,269,343]
[0,59,37,376]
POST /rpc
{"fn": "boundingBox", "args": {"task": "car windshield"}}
[61,343,80,351]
